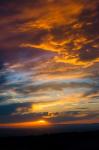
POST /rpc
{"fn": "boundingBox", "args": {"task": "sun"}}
[36,120,49,126]
[38,120,46,123]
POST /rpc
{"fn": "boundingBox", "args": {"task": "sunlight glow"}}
[0,120,50,128]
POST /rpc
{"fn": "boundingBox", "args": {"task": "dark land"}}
[0,124,99,150]
[0,131,99,150]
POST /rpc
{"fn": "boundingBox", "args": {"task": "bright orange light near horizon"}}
[0,119,50,128]
[38,120,47,123]
[35,119,49,126]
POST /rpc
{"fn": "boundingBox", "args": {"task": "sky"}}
[0,0,99,128]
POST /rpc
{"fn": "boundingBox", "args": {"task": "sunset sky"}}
[0,0,99,128]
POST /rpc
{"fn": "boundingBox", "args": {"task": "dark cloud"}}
[0,102,31,116]
[45,110,99,123]
[79,45,99,61]
[82,74,99,99]
[15,81,93,95]
[77,5,99,61]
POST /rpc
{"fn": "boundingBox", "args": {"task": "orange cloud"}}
[29,94,82,113]
[19,0,99,66]
[18,0,84,31]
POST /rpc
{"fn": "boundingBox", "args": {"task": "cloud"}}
[0,103,31,116]
[17,1,98,66]
[0,0,99,66]
[0,0,99,126]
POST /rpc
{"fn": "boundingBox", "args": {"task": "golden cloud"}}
[19,0,99,66]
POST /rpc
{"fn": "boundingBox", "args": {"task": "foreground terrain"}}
[0,131,99,150]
